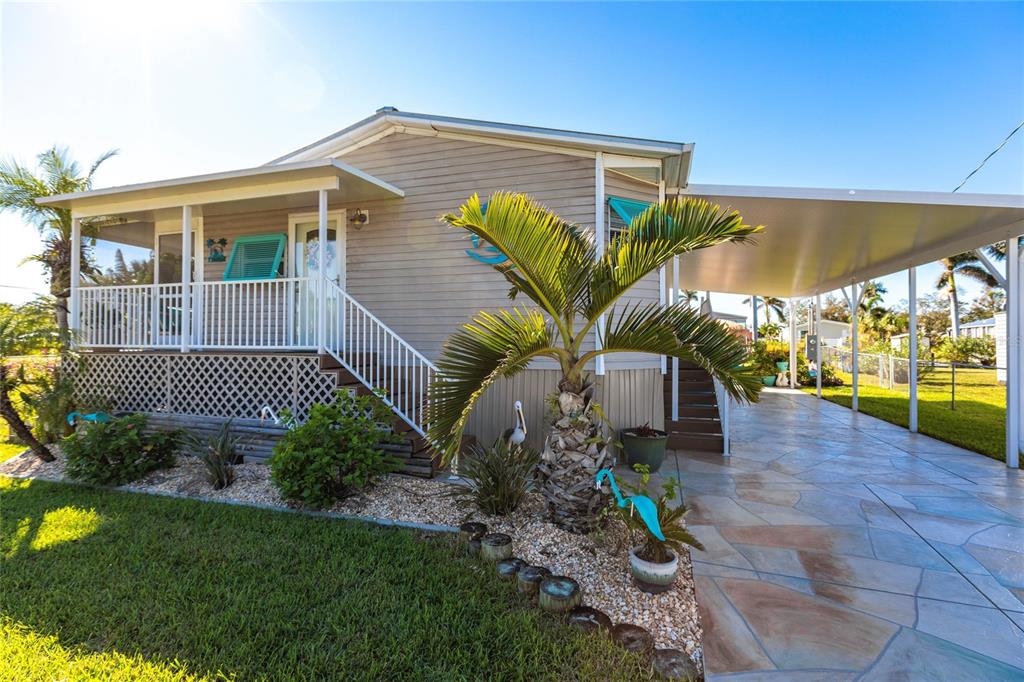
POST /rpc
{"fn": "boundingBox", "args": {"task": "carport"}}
[669,184,1024,467]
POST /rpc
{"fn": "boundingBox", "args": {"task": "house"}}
[39,108,1024,471]
[951,317,997,338]
[40,108,707,473]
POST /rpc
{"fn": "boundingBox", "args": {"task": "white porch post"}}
[317,189,328,355]
[851,282,860,412]
[670,255,679,422]
[788,298,797,387]
[909,266,919,433]
[192,214,204,347]
[815,293,822,398]
[594,152,606,376]
[180,206,192,353]
[1007,236,1021,468]
[69,216,82,341]
[658,179,667,375]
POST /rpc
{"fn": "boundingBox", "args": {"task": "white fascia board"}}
[686,183,1024,209]
[269,110,693,165]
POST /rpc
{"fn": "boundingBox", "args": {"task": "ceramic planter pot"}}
[776,361,789,372]
[760,375,777,386]
[628,546,678,594]
[620,428,669,472]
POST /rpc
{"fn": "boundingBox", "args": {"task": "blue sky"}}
[1,1,1022,319]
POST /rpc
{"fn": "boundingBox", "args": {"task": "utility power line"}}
[952,119,1024,192]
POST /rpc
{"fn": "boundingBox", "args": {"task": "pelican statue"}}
[503,400,527,445]
[595,468,665,541]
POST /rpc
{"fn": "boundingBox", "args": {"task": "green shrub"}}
[63,414,179,485]
[270,391,401,509]
[934,336,996,365]
[186,419,242,490]
[447,437,539,516]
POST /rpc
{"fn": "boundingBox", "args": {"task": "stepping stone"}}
[480,533,513,561]
[538,576,582,614]
[566,605,612,634]
[652,648,701,680]
[517,565,551,597]
[496,557,525,580]
[611,623,654,655]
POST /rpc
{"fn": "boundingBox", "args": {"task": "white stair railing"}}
[712,377,731,456]
[322,279,439,437]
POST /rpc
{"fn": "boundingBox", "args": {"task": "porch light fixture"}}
[350,209,369,229]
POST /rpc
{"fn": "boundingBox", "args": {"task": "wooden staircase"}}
[664,361,725,453]
[318,354,438,478]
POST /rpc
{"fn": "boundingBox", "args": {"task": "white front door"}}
[291,213,345,287]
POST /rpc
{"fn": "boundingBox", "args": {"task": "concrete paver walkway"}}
[672,389,1024,680]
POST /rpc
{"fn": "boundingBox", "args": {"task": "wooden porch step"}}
[667,431,724,452]
[666,417,723,435]
[675,405,721,419]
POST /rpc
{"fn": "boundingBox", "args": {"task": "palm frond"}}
[426,307,563,465]
[955,263,997,287]
[441,192,593,338]
[87,149,119,184]
[590,302,762,403]
[584,197,761,322]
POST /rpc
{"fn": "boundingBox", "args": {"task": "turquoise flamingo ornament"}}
[595,468,665,541]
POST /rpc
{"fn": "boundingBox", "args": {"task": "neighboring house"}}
[950,317,997,338]
[41,108,703,472]
[997,311,1008,383]
[782,318,850,348]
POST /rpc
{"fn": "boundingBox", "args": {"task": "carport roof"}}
[676,184,1024,298]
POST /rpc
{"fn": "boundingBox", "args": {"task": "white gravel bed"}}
[0,449,704,666]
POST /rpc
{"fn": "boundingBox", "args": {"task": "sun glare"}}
[66,1,245,38]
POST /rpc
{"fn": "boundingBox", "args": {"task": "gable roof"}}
[267,107,694,187]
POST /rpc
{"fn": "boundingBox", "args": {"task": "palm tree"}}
[742,295,787,323]
[936,253,997,338]
[0,147,118,333]
[428,192,763,533]
[0,299,59,462]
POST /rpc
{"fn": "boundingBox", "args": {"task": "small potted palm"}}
[618,465,704,593]
[620,422,669,472]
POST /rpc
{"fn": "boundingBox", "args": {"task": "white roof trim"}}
[268,110,694,166]
[37,159,404,208]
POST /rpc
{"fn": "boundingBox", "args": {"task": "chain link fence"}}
[822,346,1005,410]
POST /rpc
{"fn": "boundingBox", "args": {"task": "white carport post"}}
[317,189,328,355]
[670,254,679,422]
[69,216,82,340]
[1007,236,1022,469]
[909,266,919,433]
[815,293,822,398]
[751,296,759,342]
[180,206,192,353]
[850,282,860,412]
[788,298,797,387]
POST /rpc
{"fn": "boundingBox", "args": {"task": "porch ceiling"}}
[677,184,1024,298]
[36,159,404,221]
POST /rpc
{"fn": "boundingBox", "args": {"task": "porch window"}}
[224,233,286,280]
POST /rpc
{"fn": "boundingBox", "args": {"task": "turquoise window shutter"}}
[607,196,653,224]
[223,233,286,280]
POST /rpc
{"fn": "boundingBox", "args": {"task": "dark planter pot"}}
[620,429,669,472]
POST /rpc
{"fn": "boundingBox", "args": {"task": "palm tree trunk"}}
[0,364,53,462]
[537,380,611,534]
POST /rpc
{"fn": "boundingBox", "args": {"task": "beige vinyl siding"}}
[464,367,664,450]
[603,170,663,370]
[338,132,597,361]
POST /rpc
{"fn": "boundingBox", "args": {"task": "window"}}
[607,196,652,243]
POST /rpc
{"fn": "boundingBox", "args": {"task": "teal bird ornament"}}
[595,468,665,541]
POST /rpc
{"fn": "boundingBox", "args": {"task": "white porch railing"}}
[322,279,438,437]
[77,279,319,350]
[76,277,439,437]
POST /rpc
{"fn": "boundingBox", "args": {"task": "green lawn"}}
[1,478,650,681]
[802,365,1011,464]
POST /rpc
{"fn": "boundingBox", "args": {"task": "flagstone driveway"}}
[672,389,1024,680]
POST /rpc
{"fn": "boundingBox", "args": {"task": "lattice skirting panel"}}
[67,352,338,422]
